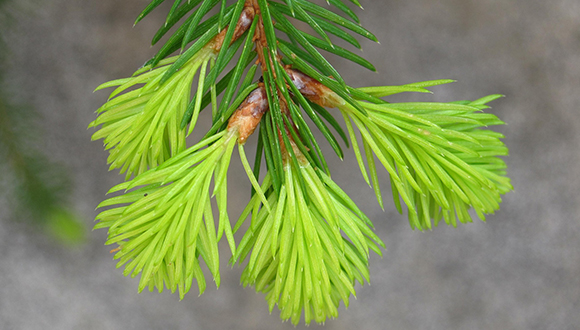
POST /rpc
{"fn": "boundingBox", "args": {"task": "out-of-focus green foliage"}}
[0,0,85,245]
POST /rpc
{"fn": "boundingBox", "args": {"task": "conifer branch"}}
[90,0,512,325]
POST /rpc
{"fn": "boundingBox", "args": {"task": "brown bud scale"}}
[211,5,256,52]
[284,67,344,108]
[227,85,269,144]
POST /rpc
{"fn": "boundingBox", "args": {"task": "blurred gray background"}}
[1,0,579,329]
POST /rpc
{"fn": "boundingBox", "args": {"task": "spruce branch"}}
[91,0,512,325]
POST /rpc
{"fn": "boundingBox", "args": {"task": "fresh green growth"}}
[338,82,511,230]
[90,0,512,325]
[95,131,236,298]
[233,149,384,324]
[89,51,217,179]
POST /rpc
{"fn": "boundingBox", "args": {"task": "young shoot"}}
[233,143,384,325]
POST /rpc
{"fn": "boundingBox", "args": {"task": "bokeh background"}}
[1,0,579,329]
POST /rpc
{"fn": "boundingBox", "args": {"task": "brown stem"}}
[222,2,345,167]
[232,1,312,152]
[249,0,269,73]
[277,97,308,165]
[248,0,297,140]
